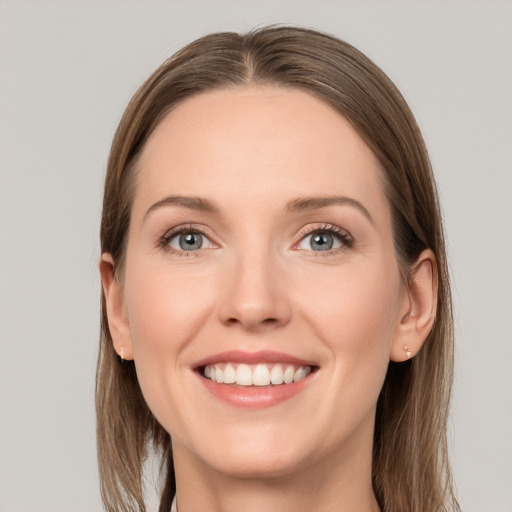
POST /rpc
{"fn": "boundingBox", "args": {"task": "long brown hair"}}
[97,26,459,512]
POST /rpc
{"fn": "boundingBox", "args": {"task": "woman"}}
[97,26,460,512]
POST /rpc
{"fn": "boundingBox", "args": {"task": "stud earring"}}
[403,345,412,360]
[116,347,125,364]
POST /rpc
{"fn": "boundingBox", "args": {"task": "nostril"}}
[225,316,278,327]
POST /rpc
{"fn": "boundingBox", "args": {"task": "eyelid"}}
[158,222,353,255]
[159,224,219,253]
[293,223,354,252]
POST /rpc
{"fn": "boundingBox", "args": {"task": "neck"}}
[172,429,380,512]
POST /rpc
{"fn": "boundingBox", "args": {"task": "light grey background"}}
[0,1,510,511]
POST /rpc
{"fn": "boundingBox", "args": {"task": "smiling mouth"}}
[200,362,316,387]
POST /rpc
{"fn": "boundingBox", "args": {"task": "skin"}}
[101,86,437,512]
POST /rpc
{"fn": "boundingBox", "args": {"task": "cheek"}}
[298,258,402,381]
[124,255,215,350]
[122,257,218,414]
[303,259,400,334]
[293,260,402,444]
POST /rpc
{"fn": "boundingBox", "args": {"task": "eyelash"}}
[158,223,354,256]
[159,224,214,257]
[295,223,354,254]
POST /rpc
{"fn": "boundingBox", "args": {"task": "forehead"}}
[134,86,389,221]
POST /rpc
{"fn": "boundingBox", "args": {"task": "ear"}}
[390,249,438,362]
[99,253,134,360]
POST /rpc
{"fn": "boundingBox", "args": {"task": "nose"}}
[218,250,292,332]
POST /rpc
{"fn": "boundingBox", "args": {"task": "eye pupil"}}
[311,232,333,251]
[179,232,202,250]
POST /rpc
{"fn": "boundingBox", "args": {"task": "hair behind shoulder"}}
[97,25,460,512]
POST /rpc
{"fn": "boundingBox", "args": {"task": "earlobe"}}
[390,249,438,362]
[99,253,134,360]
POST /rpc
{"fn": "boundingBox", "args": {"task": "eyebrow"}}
[144,194,375,226]
[144,195,219,221]
[285,196,375,226]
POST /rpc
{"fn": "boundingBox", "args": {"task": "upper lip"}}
[193,350,318,369]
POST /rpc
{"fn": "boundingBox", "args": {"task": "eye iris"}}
[311,232,333,251]
[179,232,203,250]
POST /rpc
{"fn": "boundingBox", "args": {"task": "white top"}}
[170,495,177,512]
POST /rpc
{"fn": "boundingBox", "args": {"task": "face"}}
[108,86,412,480]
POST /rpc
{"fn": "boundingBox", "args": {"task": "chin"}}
[206,446,309,480]
[177,424,315,480]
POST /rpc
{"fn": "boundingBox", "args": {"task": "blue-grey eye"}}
[168,232,207,251]
[297,231,342,251]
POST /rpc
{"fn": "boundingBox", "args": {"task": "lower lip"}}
[197,373,314,409]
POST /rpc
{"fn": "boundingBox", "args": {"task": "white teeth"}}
[252,364,271,386]
[223,363,236,384]
[215,366,224,384]
[270,364,284,385]
[203,362,313,386]
[293,367,306,382]
[235,364,253,386]
[283,365,295,384]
